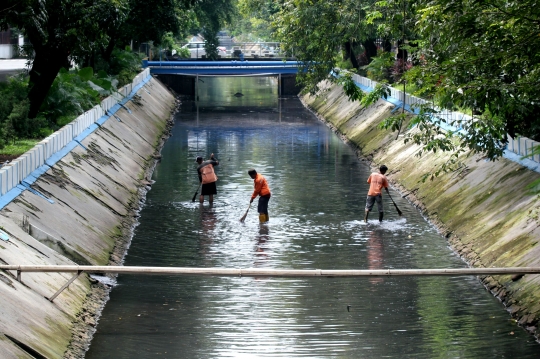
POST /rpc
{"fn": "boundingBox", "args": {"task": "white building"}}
[0,29,24,59]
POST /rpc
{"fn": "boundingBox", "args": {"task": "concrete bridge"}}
[142,60,303,97]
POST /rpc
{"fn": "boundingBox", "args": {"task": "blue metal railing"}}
[142,60,303,75]
[143,60,301,67]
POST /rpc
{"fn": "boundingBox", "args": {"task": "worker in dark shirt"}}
[196,153,219,204]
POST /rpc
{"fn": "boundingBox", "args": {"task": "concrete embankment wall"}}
[302,80,540,338]
[0,77,175,358]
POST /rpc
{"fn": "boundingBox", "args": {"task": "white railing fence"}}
[351,73,540,165]
[0,68,151,196]
[1,68,536,198]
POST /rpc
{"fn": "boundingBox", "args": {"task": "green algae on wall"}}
[0,77,177,358]
[302,80,540,339]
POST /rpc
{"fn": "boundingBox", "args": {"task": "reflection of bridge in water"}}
[143,60,304,96]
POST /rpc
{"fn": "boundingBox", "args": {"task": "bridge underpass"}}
[142,60,304,97]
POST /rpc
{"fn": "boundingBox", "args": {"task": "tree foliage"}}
[230,0,280,41]
[272,0,540,165]
[0,64,130,147]
[193,0,235,59]
[0,0,131,118]
[0,0,201,120]
[413,0,540,158]
[120,0,197,47]
[2,0,538,170]
[274,0,379,93]
[0,77,40,147]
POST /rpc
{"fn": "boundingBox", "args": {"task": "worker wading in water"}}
[248,169,271,223]
[196,153,219,204]
[365,165,389,223]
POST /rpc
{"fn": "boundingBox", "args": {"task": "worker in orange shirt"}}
[365,165,390,223]
[248,169,271,223]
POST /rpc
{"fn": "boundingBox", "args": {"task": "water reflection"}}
[367,229,385,285]
[86,77,540,359]
[254,224,270,265]
[199,204,217,263]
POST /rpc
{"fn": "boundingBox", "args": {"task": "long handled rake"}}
[192,183,201,202]
[386,192,403,216]
[239,203,251,222]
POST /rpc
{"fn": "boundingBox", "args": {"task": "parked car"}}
[217,46,227,57]
[158,49,181,61]
[181,42,227,58]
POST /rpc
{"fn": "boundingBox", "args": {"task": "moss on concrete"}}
[0,77,177,358]
[34,316,73,358]
[302,80,540,339]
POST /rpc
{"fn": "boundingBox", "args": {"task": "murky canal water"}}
[86,77,540,358]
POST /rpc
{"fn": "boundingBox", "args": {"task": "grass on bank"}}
[0,139,39,160]
[0,48,143,162]
[3,139,39,155]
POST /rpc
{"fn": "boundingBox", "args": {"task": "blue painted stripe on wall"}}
[0,186,24,209]
[0,74,153,209]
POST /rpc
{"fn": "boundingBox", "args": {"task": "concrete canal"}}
[86,77,540,358]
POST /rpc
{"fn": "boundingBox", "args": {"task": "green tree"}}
[82,0,198,68]
[120,0,197,50]
[274,0,382,93]
[411,0,540,159]
[0,0,130,119]
[193,0,236,60]
[271,0,540,164]
[0,0,202,120]
[231,0,280,41]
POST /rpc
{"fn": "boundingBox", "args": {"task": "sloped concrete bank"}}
[0,77,176,358]
[301,80,540,340]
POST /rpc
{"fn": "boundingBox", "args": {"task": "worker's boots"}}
[379,212,384,223]
[364,211,369,223]
[259,214,269,223]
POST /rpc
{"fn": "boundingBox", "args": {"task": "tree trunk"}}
[343,41,359,69]
[362,39,377,63]
[381,39,392,53]
[27,48,69,119]
[82,52,96,69]
[397,40,408,61]
[101,34,117,63]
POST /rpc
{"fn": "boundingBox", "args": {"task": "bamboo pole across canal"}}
[2,265,540,277]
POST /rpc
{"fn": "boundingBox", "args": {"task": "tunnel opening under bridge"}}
[154,73,302,99]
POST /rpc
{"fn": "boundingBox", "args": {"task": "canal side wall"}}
[301,80,540,339]
[0,77,176,358]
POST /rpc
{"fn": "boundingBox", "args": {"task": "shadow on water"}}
[86,77,540,359]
